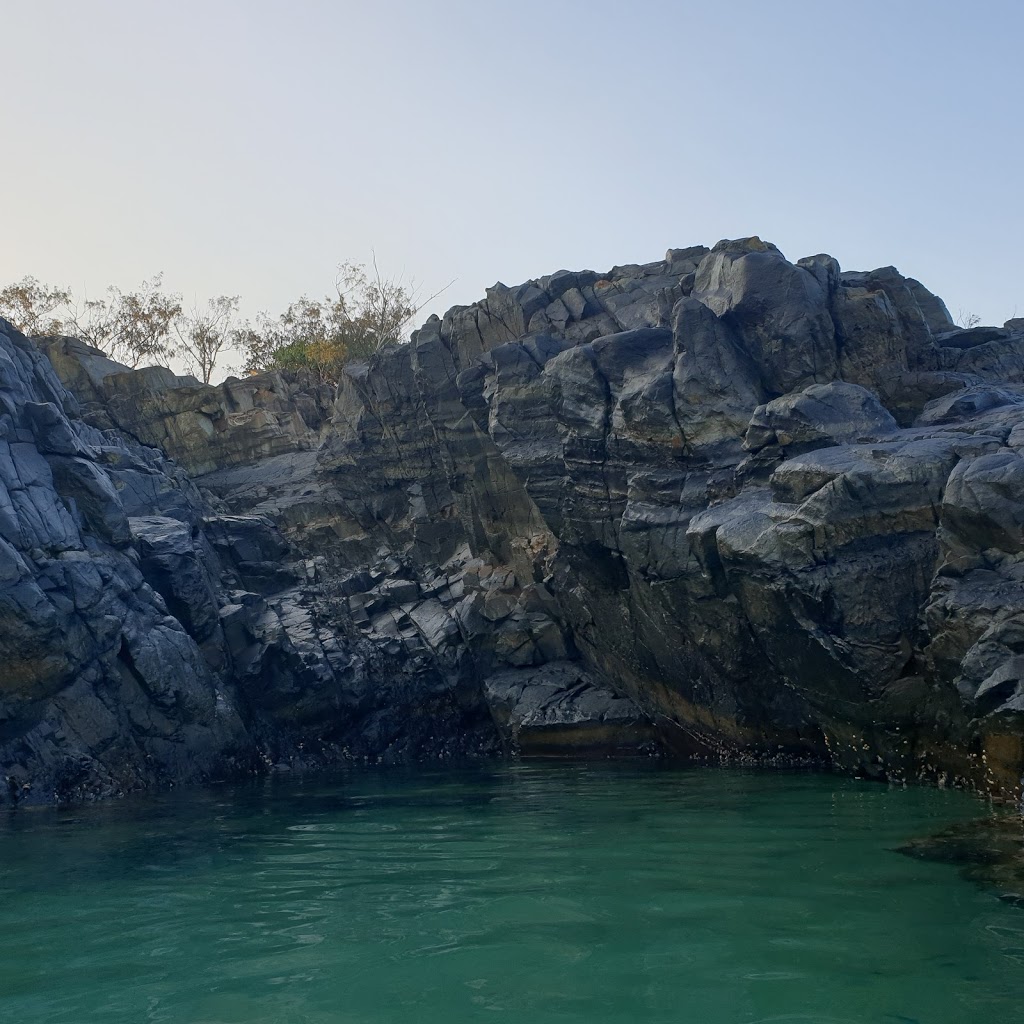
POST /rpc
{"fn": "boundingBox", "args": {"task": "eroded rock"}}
[5,236,1024,804]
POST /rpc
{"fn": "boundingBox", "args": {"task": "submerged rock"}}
[898,815,1024,903]
[4,236,1024,804]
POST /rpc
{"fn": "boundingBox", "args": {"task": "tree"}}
[232,315,286,377]
[0,274,181,368]
[175,295,239,384]
[1,255,444,386]
[0,277,73,336]
[334,257,418,360]
[235,257,445,383]
[69,275,182,368]
[235,296,356,382]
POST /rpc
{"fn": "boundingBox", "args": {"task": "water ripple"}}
[0,764,1020,1023]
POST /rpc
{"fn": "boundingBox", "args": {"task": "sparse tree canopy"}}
[70,276,182,368]
[0,274,181,368]
[0,277,73,336]
[175,295,239,384]
[0,256,444,385]
[236,258,443,383]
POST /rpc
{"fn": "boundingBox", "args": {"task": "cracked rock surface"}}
[5,235,1024,804]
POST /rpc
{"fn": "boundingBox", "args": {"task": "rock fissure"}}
[2,238,1024,803]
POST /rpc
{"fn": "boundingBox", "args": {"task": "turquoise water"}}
[1,763,1023,1024]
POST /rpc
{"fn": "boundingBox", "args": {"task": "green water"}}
[1,764,1022,1024]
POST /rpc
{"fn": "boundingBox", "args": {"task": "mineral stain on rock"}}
[3,236,1024,805]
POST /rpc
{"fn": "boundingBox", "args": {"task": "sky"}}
[3,0,1022,377]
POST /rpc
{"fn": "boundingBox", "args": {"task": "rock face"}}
[4,235,1024,804]
[0,326,506,804]
[485,663,659,756]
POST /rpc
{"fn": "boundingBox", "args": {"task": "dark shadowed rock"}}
[485,662,657,756]
[5,237,1024,805]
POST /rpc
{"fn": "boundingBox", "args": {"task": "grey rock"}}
[8,236,1024,804]
[940,451,1024,557]
[692,236,838,395]
[744,381,898,454]
[485,662,657,755]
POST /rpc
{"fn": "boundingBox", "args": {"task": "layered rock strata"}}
[4,236,1024,804]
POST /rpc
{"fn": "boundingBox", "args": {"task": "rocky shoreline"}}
[3,237,1023,806]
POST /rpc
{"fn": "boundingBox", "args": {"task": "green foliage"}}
[236,259,424,383]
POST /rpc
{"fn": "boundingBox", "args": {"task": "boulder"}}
[744,381,898,453]
[485,662,657,756]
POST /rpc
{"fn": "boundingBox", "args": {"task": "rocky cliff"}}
[4,236,1024,805]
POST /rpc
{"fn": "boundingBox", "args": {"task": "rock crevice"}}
[4,236,1024,803]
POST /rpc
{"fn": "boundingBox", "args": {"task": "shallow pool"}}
[0,763,1020,1023]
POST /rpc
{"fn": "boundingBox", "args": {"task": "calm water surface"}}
[1,763,1022,1024]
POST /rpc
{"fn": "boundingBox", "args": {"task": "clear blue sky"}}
[3,0,1022,349]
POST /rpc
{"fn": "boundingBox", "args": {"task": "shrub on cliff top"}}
[235,260,429,383]
[0,259,444,385]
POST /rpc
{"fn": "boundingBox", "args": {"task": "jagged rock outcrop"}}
[0,326,248,802]
[4,235,1024,804]
[0,325,508,803]
[38,336,334,476]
